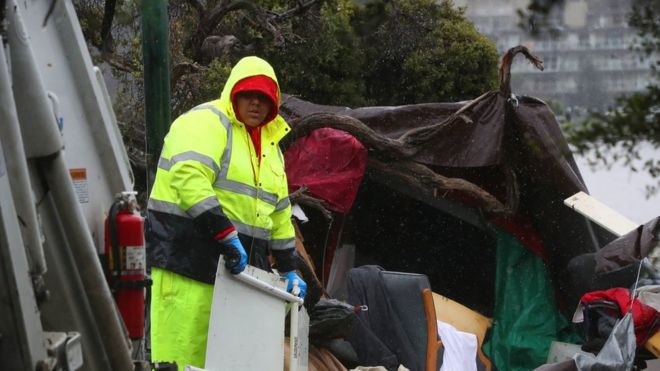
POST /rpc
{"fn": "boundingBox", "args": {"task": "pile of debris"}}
[277,46,660,370]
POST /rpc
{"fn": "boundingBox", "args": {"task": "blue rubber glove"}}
[282,271,307,299]
[223,237,247,274]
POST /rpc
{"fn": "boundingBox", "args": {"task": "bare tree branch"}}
[284,109,508,216]
[289,185,310,199]
[186,0,260,61]
[292,234,325,310]
[183,0,204,14]
[283,113,413,159]
[289,185,333,220]
[186,0,322,62]
[499,45,544,96]
[103,54,139,73]
[100,0,117,53]
[270,0,321,21]
[368,159,507,216]
[171,62,205,87]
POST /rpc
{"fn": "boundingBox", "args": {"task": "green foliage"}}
[72,0,504,199]
[163,0,499,108]
[75,0,504,164]
[353,0,438,105]
[263,0,369,106]
[73,0,104,47]
[402,5,499,103]
[78,0,500,110]
[171,59,233,117]
[564,88,660,195]
[354,0,499,105]
[629,0,660,59]
[199,59,233,103]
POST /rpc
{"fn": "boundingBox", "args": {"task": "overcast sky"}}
[575,145,659,225]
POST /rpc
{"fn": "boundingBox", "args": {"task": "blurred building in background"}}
[456,0,653,111]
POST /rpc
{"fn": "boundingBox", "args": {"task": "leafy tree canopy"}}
[354,0,499,104]
[73,0,500,193]
[76,0,499,110]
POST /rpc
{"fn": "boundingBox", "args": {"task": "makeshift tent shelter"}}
[280,46,621,370]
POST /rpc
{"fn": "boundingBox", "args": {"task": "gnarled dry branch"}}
[285,113,413,159]
[499,45,544,96]
[285,111,507,217]
[369,159,506,216]
[290,185,333,221]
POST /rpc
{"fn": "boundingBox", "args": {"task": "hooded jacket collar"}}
[219,57,280,123]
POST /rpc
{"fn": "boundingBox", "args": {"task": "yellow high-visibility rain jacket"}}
[146,56,296,283]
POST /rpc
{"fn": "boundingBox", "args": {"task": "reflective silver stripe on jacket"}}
[195,105,282,207]
[148,199,189,218]
[148,197,219,218]
[187,195,221,218]
[153,105,282,238]
[148,199,273,241]
[192,105,232,179]
[158,151,221,177]
[158,105,231,179]
[270,238,295,251]
[157,156,171,170]
[231,219,272,240]
[274,197,290,212]
[214,179,279,206]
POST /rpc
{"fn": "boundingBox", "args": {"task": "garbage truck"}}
[0,0,146,369]
[1,1,310,370]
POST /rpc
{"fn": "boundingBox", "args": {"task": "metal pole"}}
[6,0,63,158]
[40,152,134,371]
[0,142,49,371]
[141,0,171,193]
[233,272,304,305]
[0,40,47,275]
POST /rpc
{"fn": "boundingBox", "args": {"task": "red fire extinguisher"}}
[104,195,148,340]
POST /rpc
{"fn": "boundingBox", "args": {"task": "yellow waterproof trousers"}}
[150,268,214,370]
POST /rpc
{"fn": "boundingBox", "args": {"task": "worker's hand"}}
[222,238,247,274]
[282,271,307,299]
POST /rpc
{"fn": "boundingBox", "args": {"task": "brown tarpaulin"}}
[280,47,603,309]
[595,217,660,273]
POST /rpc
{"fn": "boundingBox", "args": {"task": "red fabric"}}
[284,128,367,213]
[490,215,548,261]
[214,226,236,240]
[231,75,279,125]
[247,126,262,163]
[581,287,659,345]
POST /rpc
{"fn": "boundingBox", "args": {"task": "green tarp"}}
[484,229,581,370]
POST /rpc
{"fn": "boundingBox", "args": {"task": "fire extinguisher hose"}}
[108,199,122,294]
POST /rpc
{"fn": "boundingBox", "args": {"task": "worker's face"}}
[235,91,273,128]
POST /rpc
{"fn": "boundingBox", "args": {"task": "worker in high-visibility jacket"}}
[145,56,307,369]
